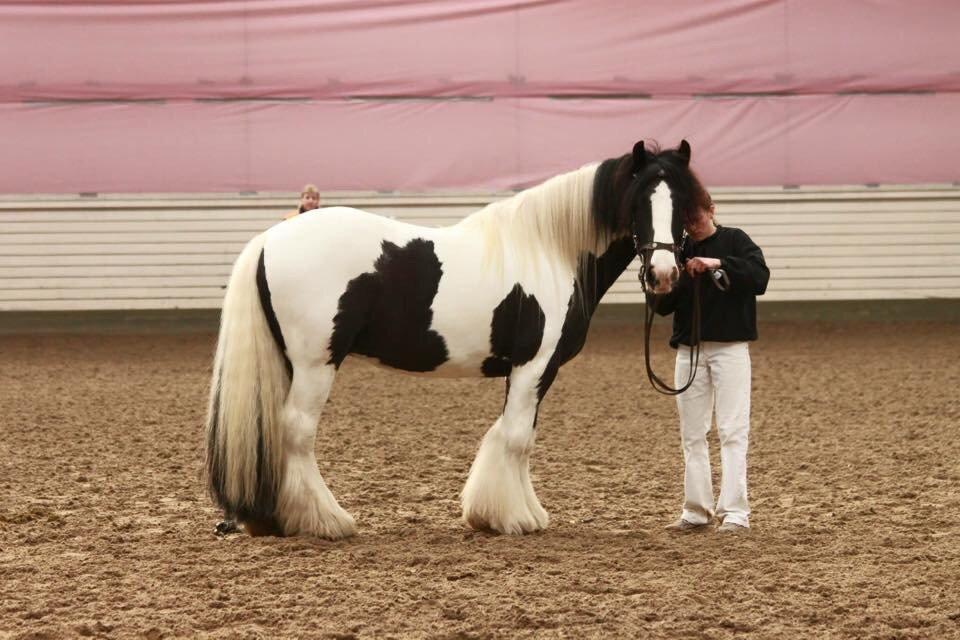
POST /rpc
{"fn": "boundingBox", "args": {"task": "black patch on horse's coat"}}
[328,238,449,372]
[327,272,379,367]
[537,288,587,403]
[600,237,640,297]
[481,284,546,377]
[537,238,637,402]
[481,357,513,378]
[256,249,293,378]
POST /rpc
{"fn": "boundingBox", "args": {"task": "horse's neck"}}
[549,236,635,369]
[579,236,636,312]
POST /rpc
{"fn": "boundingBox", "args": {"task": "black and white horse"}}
[205,140,696,538]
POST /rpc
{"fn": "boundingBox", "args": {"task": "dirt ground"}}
[2,319,959,639]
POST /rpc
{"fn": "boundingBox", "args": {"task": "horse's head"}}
[592,140,711,293]
[624,139,710,295]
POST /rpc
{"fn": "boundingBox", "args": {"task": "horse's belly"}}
[345,300,497,378]
[348,353,487,379]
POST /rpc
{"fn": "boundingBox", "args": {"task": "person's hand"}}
[685,257,721,276]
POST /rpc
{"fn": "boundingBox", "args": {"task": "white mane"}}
[459,163,614,279]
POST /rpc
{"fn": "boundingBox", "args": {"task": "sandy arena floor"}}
[1,319,959,639]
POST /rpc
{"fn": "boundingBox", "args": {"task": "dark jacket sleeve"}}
[720,229,769,295]
[645,271,692,316]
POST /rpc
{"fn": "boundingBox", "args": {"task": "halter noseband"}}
[633,237,685,294]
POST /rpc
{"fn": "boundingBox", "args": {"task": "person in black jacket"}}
[650,190,769,535]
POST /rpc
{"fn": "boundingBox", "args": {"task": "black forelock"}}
[591,146,655,235]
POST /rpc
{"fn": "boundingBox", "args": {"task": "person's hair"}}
[683,168,714,227]
[300,184,319,197]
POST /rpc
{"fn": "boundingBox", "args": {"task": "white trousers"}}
[674,341,751,527]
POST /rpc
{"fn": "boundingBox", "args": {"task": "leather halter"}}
[632,214,702,395]
[633,239,682,295]
[629,165,684,295]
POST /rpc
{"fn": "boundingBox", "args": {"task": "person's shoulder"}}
[720,225,756,244]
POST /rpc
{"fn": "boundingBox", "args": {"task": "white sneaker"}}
[664,518,710,533]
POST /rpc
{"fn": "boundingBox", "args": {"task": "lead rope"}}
[644,274,702,395]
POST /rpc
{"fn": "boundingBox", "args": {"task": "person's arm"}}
[720,230,769,295]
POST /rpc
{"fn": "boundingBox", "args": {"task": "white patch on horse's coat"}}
[649,181,679,292]
[461,418,549,534]
[461,413,549,534]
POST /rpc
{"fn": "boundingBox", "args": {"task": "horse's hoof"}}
[463,515,543,536]
[214,520,241,537]
[243,518,285,537]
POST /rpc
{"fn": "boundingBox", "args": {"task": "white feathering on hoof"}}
[461,419,549,535]
[270,365,357,540]
[275,449,357,540]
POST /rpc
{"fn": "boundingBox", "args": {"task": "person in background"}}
[649,185,769,535]
[283,184,321,220]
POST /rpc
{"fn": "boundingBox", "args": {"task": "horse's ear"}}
[678,139,691,166]
[632,141,647,174]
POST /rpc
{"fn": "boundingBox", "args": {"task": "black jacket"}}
[649,226,770,348]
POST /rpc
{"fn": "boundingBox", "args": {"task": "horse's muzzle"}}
[646,265,680,294]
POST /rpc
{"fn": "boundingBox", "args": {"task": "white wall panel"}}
[1,186,958,311]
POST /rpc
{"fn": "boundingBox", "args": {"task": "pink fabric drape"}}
[1,1,957,192]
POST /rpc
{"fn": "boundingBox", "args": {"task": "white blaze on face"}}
[648,182,678,293]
